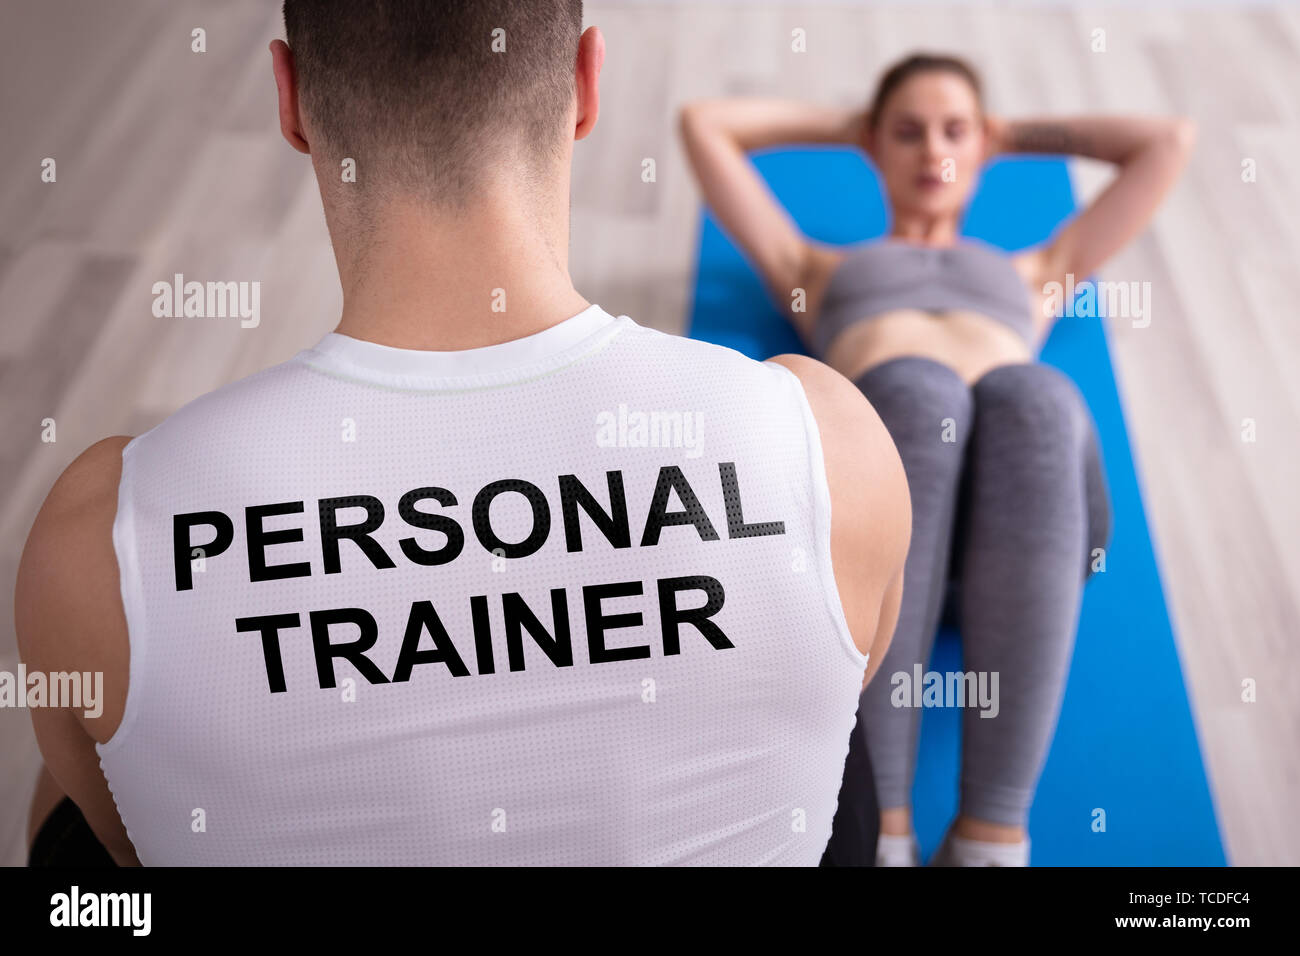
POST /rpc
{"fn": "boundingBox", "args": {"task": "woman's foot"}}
[929,820,1030,866]
[875,832,921,866]
[876,807,919,865]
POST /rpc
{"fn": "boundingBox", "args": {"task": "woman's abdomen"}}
[823,309,1034,385]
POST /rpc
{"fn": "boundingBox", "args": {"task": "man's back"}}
[18,4,909,867]
[96,304,871,865]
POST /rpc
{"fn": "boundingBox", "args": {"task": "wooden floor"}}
[1,0,1296,866]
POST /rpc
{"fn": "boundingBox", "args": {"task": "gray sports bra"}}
[811,237,1035,358]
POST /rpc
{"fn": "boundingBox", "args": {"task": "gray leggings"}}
[852,356,1111,827]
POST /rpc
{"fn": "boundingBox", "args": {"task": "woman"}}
[679,53,1194,866]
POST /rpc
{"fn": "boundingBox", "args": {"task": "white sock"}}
[933,830,1030,867]
[875,833,920,867]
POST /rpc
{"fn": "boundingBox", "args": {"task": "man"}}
[16,0,908,866]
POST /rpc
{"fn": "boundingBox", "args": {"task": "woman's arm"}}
[678,98,862,314]
[994,115,1197,305]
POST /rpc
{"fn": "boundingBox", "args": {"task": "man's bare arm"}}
[15,435,140,865]
[766,355,911,689]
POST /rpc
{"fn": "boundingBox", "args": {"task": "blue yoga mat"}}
[685,147,1225,865]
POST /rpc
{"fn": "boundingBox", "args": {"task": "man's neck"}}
[329,188,590,352]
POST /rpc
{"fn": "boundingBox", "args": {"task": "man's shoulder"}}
[763,353,858,409]
[15,356,307,663]
[765,354,906,521]
[618,320,803,389]
[765,353,911,659]
[130,353,310,456]
[31,436,131,539]
[15,435,131,692]
[764,354,891,459]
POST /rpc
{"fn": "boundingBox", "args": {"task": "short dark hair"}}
[868,53,983,128]
[283,0,585,207]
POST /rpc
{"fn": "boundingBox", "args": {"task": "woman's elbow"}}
[678,100,716,140]
[1168,117,1197,154]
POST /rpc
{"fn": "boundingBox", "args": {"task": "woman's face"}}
[866,71,987,220]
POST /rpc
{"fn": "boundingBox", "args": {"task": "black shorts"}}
[28,796,118,867]
[30,792,871,867]
[820,706,880,867]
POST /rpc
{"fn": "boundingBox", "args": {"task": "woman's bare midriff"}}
[821,308,1034,385]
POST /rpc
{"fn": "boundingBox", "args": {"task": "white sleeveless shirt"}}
[98,303,867,865]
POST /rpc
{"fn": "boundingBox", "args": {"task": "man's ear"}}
[270,39,310,154]
[573,26,604,142]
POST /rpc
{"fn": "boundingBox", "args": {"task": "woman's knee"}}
[854,356,974,447]
[971,362,1089,449]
